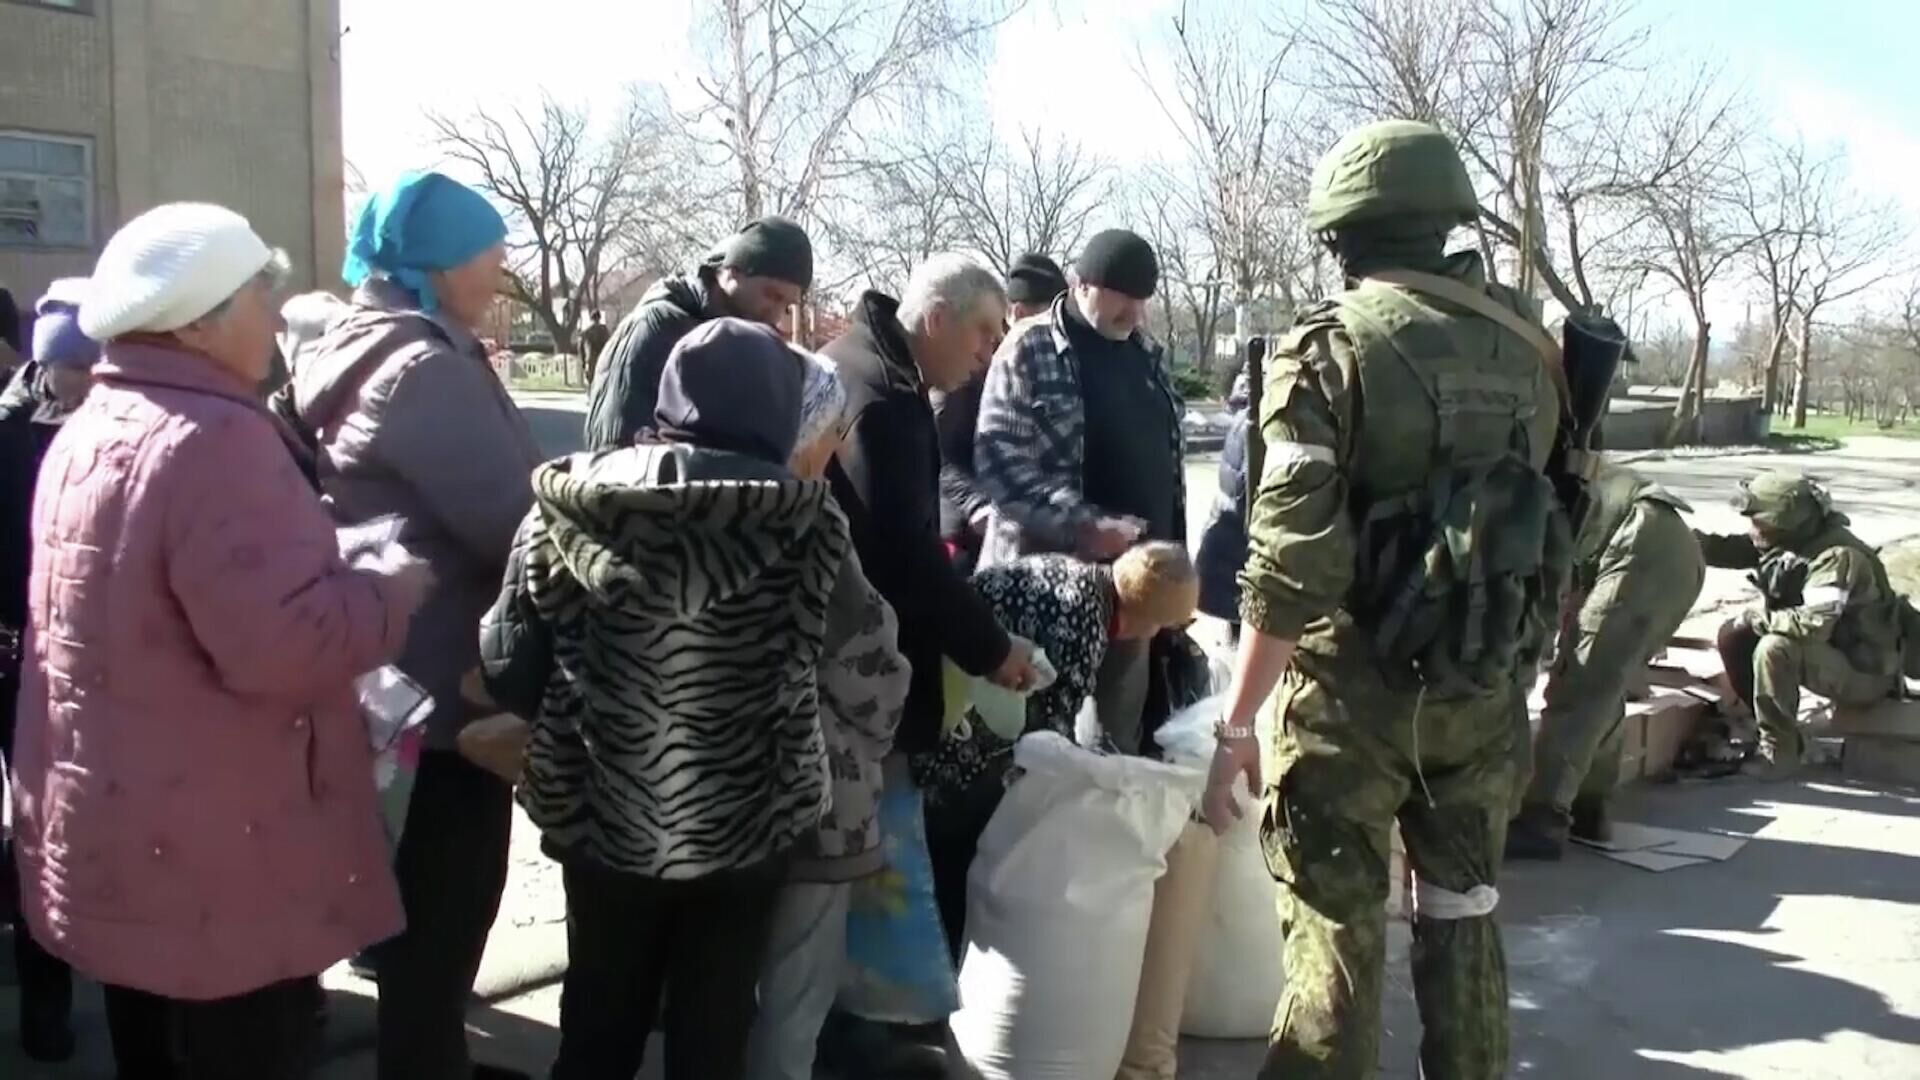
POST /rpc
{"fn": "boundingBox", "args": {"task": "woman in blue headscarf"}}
[281,171,542,1080]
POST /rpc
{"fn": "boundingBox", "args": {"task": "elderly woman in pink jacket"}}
[7,203,429,1078]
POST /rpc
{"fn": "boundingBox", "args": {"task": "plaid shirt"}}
[974,296,1184,566]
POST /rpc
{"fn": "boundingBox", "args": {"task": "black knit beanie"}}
[1006,252,1068,306]
[707,215,814,290]
[1074,229,1159,300]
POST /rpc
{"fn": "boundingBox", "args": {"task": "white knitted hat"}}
[81,203,277,341]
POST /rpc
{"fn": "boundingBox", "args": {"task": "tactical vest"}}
[1330,279,1568,701]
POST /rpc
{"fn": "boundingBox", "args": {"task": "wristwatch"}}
[1214,722,1256,742]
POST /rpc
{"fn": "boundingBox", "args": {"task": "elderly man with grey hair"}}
[818,254,1037,1077]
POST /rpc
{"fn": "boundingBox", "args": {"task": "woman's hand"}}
[1202,733,1261,836]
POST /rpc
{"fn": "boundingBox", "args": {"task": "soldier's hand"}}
[1203,734,1262,836]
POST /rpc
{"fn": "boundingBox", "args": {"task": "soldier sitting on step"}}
[1698,471,1905,780]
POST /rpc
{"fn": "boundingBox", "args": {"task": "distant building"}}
[0,0,345,302]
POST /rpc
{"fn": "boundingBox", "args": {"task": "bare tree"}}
[1612,81,1755,443]
[686,0,1015,223]
[815,139,963,294]
[1129,167,1228,375]
[430,90,696,353]
[1145,1,1311,345]
[1302,0,1755,328]
[1786,186,1909,428]
[1736,137,1819,415]
[944,126,1111,275]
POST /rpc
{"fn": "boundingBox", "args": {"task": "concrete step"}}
[1830,698,1920,741]
[1842,733,1920,789]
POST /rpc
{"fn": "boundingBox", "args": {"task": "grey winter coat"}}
[286,278,542,747]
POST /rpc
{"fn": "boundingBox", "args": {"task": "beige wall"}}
[0,0,342,311]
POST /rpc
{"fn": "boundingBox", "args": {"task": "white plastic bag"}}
[951,733,1204,1080]
[941,635,1059,740]
[1163,695,1288,1039]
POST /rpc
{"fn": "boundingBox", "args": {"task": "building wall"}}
[0,0,342,309]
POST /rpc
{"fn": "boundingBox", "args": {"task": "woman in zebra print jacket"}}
[482,318,849,1080]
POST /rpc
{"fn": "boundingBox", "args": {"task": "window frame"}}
[2,1,95,15]
[0,130,95,251]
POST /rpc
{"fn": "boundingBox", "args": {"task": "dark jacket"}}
[822,291,1012,752]
[1195,409,1251,622]
[582,271,716,451]
[0,383,69,673]
[933,371,989,549]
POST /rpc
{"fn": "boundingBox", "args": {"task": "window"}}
[0,133,92,249]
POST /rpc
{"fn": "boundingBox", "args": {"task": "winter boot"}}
[1504,804,1568,861]
[1569,794,1613,845]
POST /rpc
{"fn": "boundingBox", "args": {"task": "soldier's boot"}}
[1742,727,1806,781]
[1504,803,1567,861]
[1569,794,1613,845]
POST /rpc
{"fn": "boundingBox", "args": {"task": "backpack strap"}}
[1366,269,1572,417]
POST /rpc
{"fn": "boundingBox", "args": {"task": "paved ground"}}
[18,770,1915,1078]
[9,403,1920,1077]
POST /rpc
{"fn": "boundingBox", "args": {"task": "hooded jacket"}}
[790,547,910,882]
[582,271,716,451]
[482,443,850,880]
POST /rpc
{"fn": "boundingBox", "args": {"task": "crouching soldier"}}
[1701,471,1904,779]
[1508,460,1704,858]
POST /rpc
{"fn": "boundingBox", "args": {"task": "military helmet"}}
[1733,471,1832,535]
[1306,119,1479,233]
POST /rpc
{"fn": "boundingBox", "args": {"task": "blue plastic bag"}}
[838,765,960,1024]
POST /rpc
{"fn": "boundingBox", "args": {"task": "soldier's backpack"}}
[1336,271,1573,701]
[1896,595,1920,681]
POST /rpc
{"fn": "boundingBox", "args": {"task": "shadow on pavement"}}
[1493,776,1920,1078]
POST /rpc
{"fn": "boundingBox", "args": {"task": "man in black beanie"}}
[933,252,1067,571]
[583,215,814,451]
[975,228,1185,755]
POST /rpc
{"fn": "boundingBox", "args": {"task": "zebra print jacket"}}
[480,443,850,880]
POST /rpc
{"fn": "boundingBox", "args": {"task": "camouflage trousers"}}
[1523,502,1703,816]
[1259,664,1516,1080]
[1750,633,1896,751]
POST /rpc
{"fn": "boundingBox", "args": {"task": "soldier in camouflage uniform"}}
[1699,471,1903,778]
[1508,460,1704,858]
[1199,120,1566,1080]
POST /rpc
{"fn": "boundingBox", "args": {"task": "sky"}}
[338,0,1920,324]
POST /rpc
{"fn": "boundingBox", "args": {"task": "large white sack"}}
[1160,694,1288,1039]
[951,732,1203,1080]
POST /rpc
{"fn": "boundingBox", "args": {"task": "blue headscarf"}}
[342,171,507,313]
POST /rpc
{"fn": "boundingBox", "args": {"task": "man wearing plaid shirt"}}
[973,229,1185,754]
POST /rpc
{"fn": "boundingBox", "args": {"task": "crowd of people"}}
[0,115,1911,1080]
